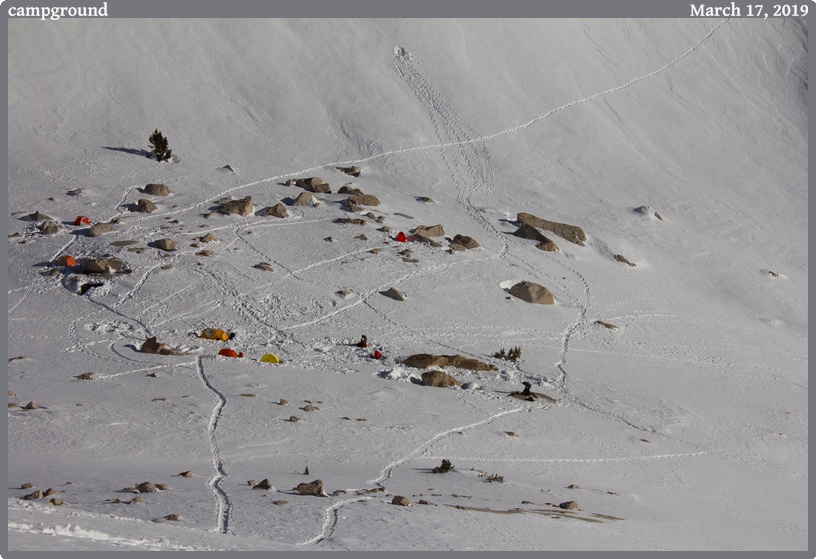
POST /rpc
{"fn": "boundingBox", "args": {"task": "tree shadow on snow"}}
[103,146,153,158]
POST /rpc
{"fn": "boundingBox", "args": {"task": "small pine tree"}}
[508,347,521,362]
[432,459,454,473]
[149,129,172,162]
[493,348,506,359]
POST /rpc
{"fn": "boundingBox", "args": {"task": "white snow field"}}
[6,18,807,551]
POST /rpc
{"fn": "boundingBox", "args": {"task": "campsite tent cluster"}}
[197,328,278,362]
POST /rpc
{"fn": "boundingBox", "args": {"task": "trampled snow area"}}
[6,18,807,551]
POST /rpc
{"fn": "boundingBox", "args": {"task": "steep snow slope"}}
[7,18,807,551]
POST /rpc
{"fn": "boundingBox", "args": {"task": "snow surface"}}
[6,18,807,552]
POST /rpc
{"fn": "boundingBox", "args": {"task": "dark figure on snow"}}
[521,381,532,396]
[357,335,368,348]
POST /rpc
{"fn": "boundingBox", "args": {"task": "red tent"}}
[396,232,406,242]
[218,348,243,358]
[74,216,90,225]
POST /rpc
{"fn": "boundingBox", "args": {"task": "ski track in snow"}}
[152,20,728,225]
[299,27,736,544]
[8,286,33,316]
[300,402,536,548]
[8,19,750,549]
[194,356,233,535]
[426,451,708,464]
[297,496,373,547]
[364,405,526,487]
[50,234,77,262]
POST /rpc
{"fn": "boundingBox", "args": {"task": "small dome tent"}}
[218,348,243,358]
[260,354,280,363]
[200,328,229,341]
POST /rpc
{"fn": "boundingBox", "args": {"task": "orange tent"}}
[199,328,229,341]
[218,348,243,358]
[55,255,76,267]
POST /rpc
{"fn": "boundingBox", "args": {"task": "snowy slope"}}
[7,18,807,551]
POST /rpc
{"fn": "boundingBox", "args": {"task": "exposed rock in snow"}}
[295,479,324,496]
[517,213,585,246]
[382,287,405,301]
[337,166,362,176]
[420,370,461,388]
[508,281,554,305]
[217,196,253,216]
[413,224,444,237]
[144,183,170,196]
[134,199,157,213]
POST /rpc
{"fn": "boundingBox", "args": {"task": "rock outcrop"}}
[614,254,636,267]
[421,371,461,388]
[264,203,289,217]
[153,238,176,251]
[383,287,405,301]
[88,223,116,237]
[134,199,157,213]
[451,234,479,249]
[295,177,331,194]
[412,224,445,237]
[347,194,380,207]
[517,213,585,246]
[217,196,253,216]
[140,336,190,356]
[136,482,156,493]
[291,192,318,207]
[508,281,554,305]
[338,186,364,195]
[403,354,498,371]
[39,221,60,234]
[512,223,559,251]
[253,479,274,490]
[337,166,362,176]
[295,479,324,496]
[144,183,170,196]
[81,258,112,274]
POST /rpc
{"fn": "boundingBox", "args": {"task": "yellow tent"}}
[199,328,229,341]
[260,354,280,364]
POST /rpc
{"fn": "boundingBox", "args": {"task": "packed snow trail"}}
[195,356,233,535]
[298,402,535,548]
[297,497,373,547]
[366,404,527,487]
[392,44,508,259]
[157,19,728,220]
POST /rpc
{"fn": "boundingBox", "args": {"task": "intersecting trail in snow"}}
[6,17,806,552]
